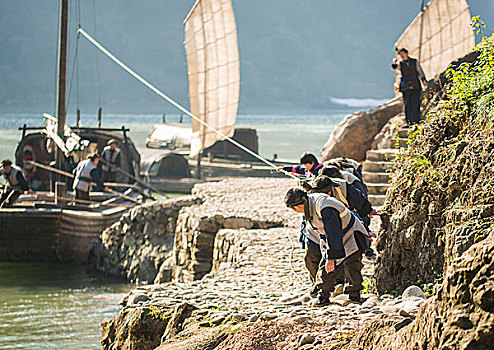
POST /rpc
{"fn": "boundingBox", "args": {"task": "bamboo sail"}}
[184,0,240,157]
[395,0,475,79]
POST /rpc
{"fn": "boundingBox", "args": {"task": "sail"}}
[395,0,475,78]
[184,0,240,157]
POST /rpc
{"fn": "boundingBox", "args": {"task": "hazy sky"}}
[0,0,492,114]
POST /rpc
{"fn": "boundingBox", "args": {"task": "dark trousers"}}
[315,251,364,298]
[402,89,421,125]
[304,241,322,284]
[102,171,116,183]
[75,189,90,202]
[0,188,21,208]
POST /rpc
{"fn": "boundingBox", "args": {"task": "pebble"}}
[299,333,316,346]
[259,312,280,321]
[293,315,310,324]
[402,285,426,300]
[130,293,150,305]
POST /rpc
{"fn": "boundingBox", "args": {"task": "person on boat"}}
[392,47,427,126]
[72,154,106,202]
[0,159,29,208]
[280,152,323,178]
[100,139,121,183]
[321,165,368,198]
[285,188,369,306]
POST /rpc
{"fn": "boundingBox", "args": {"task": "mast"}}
[55,0,69,173]
[418,0,426,61]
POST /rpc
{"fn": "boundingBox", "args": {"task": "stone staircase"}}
[362,149,398,206]
[362,127,411,207]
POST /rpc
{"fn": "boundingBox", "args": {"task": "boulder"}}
[321,97,403,162]
[350,231,494,350]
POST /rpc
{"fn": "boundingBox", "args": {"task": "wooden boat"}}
[141,124,291,193]
[0,204,126,263]
[17,124,141,191]
[0,0,142,264]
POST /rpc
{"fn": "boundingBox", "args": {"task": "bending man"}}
[285,188,369,306]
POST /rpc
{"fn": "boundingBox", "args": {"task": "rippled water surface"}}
[0,263,132,349]
[0,112,350,163]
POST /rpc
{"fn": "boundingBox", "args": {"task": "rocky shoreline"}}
[97,177,432,350]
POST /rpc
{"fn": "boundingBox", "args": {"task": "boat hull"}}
[0,207,126,263]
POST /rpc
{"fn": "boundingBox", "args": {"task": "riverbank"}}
[97,177,430,349]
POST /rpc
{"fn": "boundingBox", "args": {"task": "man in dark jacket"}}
[392,48,427,125]
[0,159,29,208]
[100,139,122,183]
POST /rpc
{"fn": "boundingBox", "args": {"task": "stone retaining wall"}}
[93,178,297,283]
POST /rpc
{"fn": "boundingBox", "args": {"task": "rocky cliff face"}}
[320,97,403,162]
[351,38,494,350]
[351,230,494,350]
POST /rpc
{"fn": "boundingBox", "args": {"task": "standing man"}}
[392,48,427,126]
[72,154,106,202]
[0,159,29,208]
[101,139,121,183]
[285,188,369,306]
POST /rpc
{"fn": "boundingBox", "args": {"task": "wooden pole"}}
[55,0,69,180]
[76,108,81,127]
[25,160,143,203]
[418,0,426,61]
[34,191,134,209]
[97,107,103,127]
[98,158,168,197]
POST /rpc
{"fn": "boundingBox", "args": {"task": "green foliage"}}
[421,274,444,298]
[444,17,494,122]
[147,306,171,322]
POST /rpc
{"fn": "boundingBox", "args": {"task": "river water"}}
[0,263,132,349]
[0,111,353,163]
[0,109,360,349]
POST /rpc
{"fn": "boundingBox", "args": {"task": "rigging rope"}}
[77,27,298,180]
[92,0,102,107]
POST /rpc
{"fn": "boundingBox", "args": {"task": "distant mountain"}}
[0,0,492,114]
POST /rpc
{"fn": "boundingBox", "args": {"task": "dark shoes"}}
[349,293,362,303]
[314,296,331,307]
[365,249,376,259]
[309,286,320,298]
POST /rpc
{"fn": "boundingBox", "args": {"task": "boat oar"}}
[98,158,168,198]
[26,160,141,204]
[105,187,140,204]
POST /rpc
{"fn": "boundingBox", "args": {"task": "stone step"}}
[362,161,391,173]
[397,138,409,148]
[368,194,386,207]
[362,171,391,184]
[367,183,390,195]
[398,128,410,138]
[366,149,400,162]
